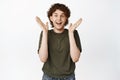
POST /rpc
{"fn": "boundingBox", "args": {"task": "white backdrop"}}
[0,0,120,80]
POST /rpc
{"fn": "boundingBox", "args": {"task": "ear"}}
[50,16,53,21]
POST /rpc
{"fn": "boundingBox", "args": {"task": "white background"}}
[0,0,120,80]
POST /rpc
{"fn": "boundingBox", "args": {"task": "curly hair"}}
[47,3,71,27]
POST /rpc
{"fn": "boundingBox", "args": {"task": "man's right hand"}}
[36,16,48,32]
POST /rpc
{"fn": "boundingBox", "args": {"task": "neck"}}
[53,28,64,33]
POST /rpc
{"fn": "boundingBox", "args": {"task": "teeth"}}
[56,22,62,25]
[58,23,61,24]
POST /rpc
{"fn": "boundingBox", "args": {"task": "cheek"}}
[50,16,54,22]
[62,18,67,23]
[52,17,56,22]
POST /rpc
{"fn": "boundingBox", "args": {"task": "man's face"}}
[50,9,67,30]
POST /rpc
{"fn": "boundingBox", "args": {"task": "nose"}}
[57,16,61,21]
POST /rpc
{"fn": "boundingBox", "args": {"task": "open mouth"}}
[56,22,62,25]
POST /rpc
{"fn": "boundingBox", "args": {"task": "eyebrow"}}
[53,12,65,15]
[53,13,58,15]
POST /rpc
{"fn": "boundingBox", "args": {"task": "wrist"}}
[43,30,48,35]
[68,31,74,34]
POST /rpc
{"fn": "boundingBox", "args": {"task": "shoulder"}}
[48,29,53,33]
[64,29,78,34]
[74,30,79,34]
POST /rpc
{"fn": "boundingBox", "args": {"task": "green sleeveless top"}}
[38,29,82,78]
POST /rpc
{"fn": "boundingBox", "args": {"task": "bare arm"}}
[36,16,48,63]
[69,18,82,62]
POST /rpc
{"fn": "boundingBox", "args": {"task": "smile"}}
[56,22,62,25]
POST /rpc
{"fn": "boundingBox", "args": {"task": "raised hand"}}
[69,18,82,32]
[36,16,48,32]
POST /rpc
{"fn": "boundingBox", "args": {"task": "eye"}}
[54,14,58,17]
[61,14,65,17]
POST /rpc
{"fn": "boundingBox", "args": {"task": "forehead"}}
[53,9,65,15]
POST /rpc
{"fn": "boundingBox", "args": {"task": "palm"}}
[69,18,82,32]
[36,16,48,32]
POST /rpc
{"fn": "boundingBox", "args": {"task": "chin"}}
[56,26,64,30]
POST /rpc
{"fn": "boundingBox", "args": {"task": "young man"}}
[36,3,82,80]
